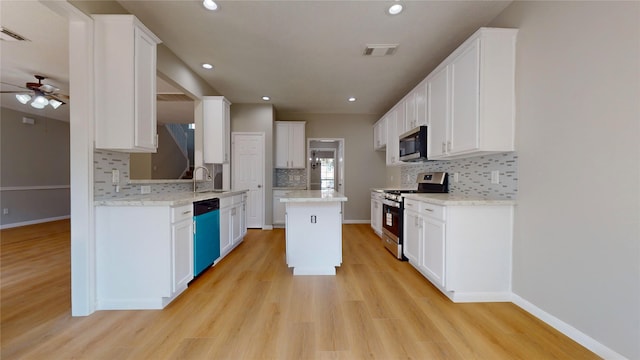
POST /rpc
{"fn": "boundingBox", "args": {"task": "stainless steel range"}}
[381,172,448,259]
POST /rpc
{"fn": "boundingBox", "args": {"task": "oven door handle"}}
[382,199,400,208]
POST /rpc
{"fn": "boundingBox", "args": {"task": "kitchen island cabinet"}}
[281,190,347,275]
[403,194,514,303]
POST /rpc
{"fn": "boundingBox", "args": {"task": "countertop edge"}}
[402,193,516,206]
[280,190,348,203]
[94,189,248,207]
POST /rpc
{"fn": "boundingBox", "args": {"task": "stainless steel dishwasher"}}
[193,198,220,277]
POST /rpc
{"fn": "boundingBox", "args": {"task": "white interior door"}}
[232,133,264,228]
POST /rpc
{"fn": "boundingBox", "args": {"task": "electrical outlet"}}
[491,170,500,184]
[112,169,120,184]
[453,172,460,183]
[295,175,300,181]
[289,175,293,181]
[141,185,151,194]
[2,208,8,215]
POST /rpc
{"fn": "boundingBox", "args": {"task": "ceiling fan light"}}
[49,99,63,109]
[16,93,31,104]
[31,95,49,109]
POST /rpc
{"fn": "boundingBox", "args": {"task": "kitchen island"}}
[280,190,348,275]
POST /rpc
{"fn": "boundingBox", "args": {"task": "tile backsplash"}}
[94,150,205,199]
[400,152,518,199]
[274,168,307,188]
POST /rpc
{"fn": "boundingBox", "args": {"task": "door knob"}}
[257,184,262,188]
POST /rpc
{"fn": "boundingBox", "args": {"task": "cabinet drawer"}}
[420,202,445,220]
[172,205,194,223]
[220,196,232,208]
[232,194,243,205]
[404,198,420,211]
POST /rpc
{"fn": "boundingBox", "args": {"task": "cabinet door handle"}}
[447,141,451,151]
[424,208,434,212]
[182,210,192,215]
[442,142,446,153]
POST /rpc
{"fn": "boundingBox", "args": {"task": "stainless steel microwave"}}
[399,126,428,162]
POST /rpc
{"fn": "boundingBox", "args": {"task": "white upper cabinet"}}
[373,118,387,151]
[374,27,516,163]
[385,108,400,166]
[428,28,518,159]
[275,121,306,169]
[94,15,161,152]
[427,65,450,158]
[396,99,407,137]
[203,96,231,164]
[404,81,427,131]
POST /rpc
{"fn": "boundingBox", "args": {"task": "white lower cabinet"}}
[402,200,421,264]
[273,190,288,226]
[172,215,194,293]
[95,204,193,310]
[220,194,247,258]
[403,196,513,303]
[420,204,446,287]
[370,191,383,236]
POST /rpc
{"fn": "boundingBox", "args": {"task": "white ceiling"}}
[0,0,512,122]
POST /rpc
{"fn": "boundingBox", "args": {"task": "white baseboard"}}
[511,293,627,360]
[0,215,70,230]
[262,225,273,230]
[343,220,370,224]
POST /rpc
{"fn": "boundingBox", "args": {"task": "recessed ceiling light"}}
[348,97,357,102]
[202,63,214,70]
[388,3,403,15]
[262,96,271,101]
[202,0,218,11]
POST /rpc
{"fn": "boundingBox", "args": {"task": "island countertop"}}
[280,190,348,203]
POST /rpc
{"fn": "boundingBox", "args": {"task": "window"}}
[320,157,334,190]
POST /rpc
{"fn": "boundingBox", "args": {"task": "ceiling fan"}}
[0,75,69,109]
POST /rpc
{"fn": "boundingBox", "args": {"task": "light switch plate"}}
[491,170,500,184]
[112,169,120,184]
[141,185,151,194]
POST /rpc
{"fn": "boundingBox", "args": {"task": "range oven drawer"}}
[382,233,401,259]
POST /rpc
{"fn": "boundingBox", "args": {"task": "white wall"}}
[490,2,640,358]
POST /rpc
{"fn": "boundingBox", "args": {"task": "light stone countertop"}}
[280,190,348,203]
[402,193,515,206]
[94,189,248,207]
[273,186,307,190]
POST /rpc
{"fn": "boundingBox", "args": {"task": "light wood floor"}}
[1,220,599,359]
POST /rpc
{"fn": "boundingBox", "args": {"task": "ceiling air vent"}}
[363,44,398,57]
[0,27,29,42]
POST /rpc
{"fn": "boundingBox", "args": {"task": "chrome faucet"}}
[193,166,211,192]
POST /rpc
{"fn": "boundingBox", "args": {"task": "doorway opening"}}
[307,139,344,195]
